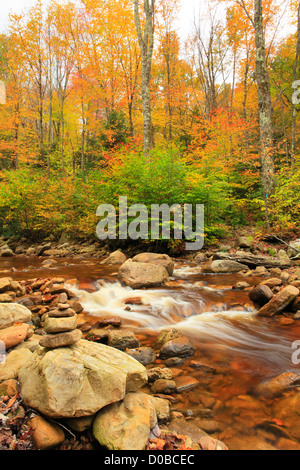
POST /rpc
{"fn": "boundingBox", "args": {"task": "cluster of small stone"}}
[39,302,82,348]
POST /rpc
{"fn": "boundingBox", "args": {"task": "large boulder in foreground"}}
[132,253,174,275]
[0,303,32,330]
[19,340,147,418]
[93,392,164,450]
[258,285,299,317]
[118,259,169,289]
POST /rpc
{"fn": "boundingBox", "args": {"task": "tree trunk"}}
[47,21,53,179]
[81,98,85,171]
[254,0,275,210]
[12,103,20,170]
[243,48,249,121]
[291,1,300,167]
[128,98,135,137]
[134,0,155,157]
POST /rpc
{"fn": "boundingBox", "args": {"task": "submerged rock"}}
[126,347,156,365]
[151,379,177,394]
[256,372,300,398]
[166,418,208,447]
[273,393,300,440]
[199,435,228,450]
[175,376,199,393]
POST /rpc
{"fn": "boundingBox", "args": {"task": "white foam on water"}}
[175,309,256,339]
[67,280,297,372]
[67,281,206,330]
[173,265,202,276]
[175,309,295,370]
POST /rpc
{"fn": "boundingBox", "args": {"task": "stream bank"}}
[0,241,300,450]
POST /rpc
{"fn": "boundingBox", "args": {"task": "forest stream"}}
[2,254,300,450]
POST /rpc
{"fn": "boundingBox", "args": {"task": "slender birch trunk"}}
[134,0,155,157]
[291,1,300,167]
[254,0,275,226]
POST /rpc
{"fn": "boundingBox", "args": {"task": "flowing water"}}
[2,255,300,449]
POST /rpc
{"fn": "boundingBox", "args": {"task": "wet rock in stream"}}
[255,373,300,398]
[107,329,140,351]
[258,285,299,317]
[249,285,274,306]
[131,253,174,276]
[147,367,173,382]
[159,337,196,359]
[118,259,169,288]
[174,376,199,393]
[154,328,183,350]
[151,379,177,395]
[126,346,156,365]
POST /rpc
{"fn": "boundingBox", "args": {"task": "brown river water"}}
[2,255,300,450]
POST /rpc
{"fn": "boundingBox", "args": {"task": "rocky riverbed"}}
[1,236,300,450]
